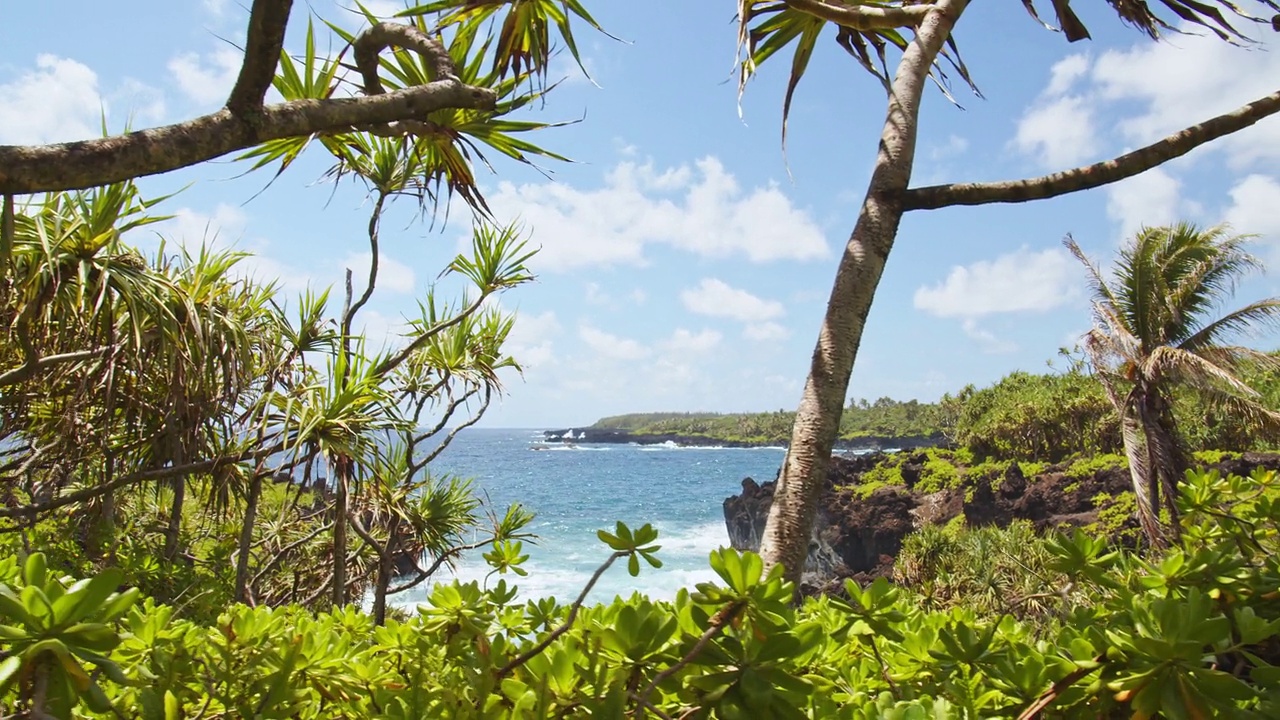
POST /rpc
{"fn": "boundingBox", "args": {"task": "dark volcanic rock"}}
[723,452,1280,587]
[544,428,943,452]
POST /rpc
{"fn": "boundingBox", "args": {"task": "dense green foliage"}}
[5,469,1280,718]
[592,397,945,444]
[942,371,1120,463]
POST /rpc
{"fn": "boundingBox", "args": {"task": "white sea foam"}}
[404,521,732,608]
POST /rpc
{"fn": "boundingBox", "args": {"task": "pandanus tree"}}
[2,1,579,611]
[10,0,1280,587]
[1068,223,1280,546]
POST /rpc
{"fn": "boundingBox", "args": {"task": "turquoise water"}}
[409,428,788,604]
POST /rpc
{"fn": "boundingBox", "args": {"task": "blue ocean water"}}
[406,428,788,604]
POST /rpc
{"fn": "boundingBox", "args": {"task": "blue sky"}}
[4,1,1280,428]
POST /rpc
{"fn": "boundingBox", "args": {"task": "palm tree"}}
[1068,223,1280,546]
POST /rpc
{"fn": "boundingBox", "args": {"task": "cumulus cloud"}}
[1224,174,1280,254]
[744,321,790,343]
[1013,94,1096,168]
[660,328,722,355]
[579,325,649,361]
[1105,168,1186,243]
[506,310,561,369]
[1045,53,1089,96]
[0,55,163,144]
[168,47,241,106]
[681,278,785,323]
[341,252,417,295]
[1091,27,1280,167]
[147,204,314,292]
[478,158,828,271]
[913,247,1080,319]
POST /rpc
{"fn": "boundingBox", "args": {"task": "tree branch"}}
[227,0,294,114]
[0,443,282,518]
[903,89,1280,210]
[411,386,490,473]
[372,289,493,377]
[0,78,495,194]
[784,0,934,29]
[0,346,113,387]
[387,536,493,594]
[495,551,626,680]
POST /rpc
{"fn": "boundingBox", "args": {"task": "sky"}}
[3,1,1280,428]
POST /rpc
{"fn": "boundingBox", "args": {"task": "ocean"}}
[407,428,788,604]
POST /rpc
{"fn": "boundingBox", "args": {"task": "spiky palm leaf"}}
[1069,223,1280,545]
[737,0,1278,154]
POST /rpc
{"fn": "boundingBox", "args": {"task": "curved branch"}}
[354,22,458,92]
[353,22,464,137]
[784,0,933,29]
[0,80,495,194]
[227,0,294,113]
[903,88,1280,210]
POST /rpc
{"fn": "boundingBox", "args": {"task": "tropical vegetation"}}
[4,1,1280,718]
[6,468,1280,717]
[1069,223,1280,546]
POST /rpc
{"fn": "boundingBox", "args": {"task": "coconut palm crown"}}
[1068,222,1280,546]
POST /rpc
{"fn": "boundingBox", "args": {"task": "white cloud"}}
[928,134,969,161]
[1106,168,1185,242]
[147,204,314,292]
[168,47,241,106]
[681,278,784,323]
[660,328,722,355]
[1224,174,1280,248]
[961,320,1017,355]
[1091,26,1280,167]
[1045,53,1089,96]
[355,310,408,352]
[507,310,561,369]
[341,252,416,295]
[112,78,167,127]
[1013,94,1096,168]
[579,325,649,361]
[913,247,1080,319]
[584,282,609,305]
[479,157,828,271]
[744,322,790,343]
[203,0,230,15]
[0,55,101,144]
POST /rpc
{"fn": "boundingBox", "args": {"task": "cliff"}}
[723,451,1280,590]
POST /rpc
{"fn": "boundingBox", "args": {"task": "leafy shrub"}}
[1192,449,1243,465]
[1063,453,1127,480]
[915,449,963,493]
[945,370,1121,462]
[6,471,1280,718]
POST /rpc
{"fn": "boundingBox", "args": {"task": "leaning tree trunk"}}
[1138,388,1187,542]
[759,0,970,584]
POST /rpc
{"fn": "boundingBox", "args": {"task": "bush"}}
[946,370,1120,462]
[6,470,1280,718]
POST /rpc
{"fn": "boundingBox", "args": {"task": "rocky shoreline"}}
[722,451,1280,591]
[541,427,943,452]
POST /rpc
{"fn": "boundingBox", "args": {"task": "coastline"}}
[540,427,944,452]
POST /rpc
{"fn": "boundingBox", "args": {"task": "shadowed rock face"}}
[723,452,1280,590]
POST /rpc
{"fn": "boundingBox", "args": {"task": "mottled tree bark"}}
[759,0,970,583]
